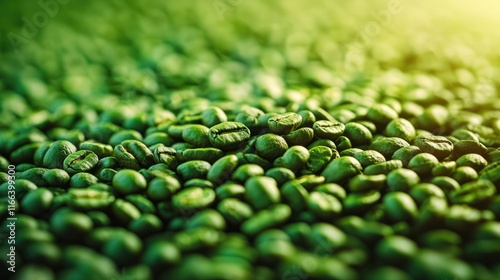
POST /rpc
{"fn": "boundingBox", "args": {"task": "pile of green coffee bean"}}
[1,0,500,279]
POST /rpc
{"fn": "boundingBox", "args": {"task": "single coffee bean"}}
[42,140,77,169]
[450,179,496,207]
[125,194,156,214]
[354,150,386,168]
[314,183,346,201]
[452,140,487,158]
[375,235,418,265]
[344,190,381,214]
[217,198,254,225]
[313,120,345,141]
[335,136,352,152]
[67,188,115,211]
[452,166,478,184]
[143,132,175,147]
[408,153,439,178]
[114,140,155,170]
[430,176,460,194]
[153,144,178,169]
[387,168,420,192]
[409,183,446,205]
[245,176,280,210]
[321,156,362,183]
[370,137,410,159]
[413,135,454,160]
[241,204,291,235]
[182,124,212,147]
[431,161,457,177]
[391,145,421,167]
[232,164,265,183]
[79,141,113,158]
[112,169,147,195]
[50,209,93,239]
[298,110,316,128]
[147,176,181,201]
[268,112,302,134]
[176,148,224,163]
[255,134,288,160]
[237,153,272,170]
[281,180,309,211]
[308,139,337,150]
[349,174,386,192]
[306,191,342,220]
[202,106,228,127]
[384,192,418,222]
[283,127,315,147]
[172,187,216,212]
[63,150,99,175]
[21,188,53,216]
[344,122,373,146]
[69,172,99,189]
[207,155,239,185]
[109,130,143,146]
[364,160,403,175]
[305,146,333,174]
[275,146,310,173]
[208,122,251,150]
[384,118,416,143]
[456,153,488,172]
[215,182,246,200]
[176,160,211,181]
[102,229,142,267]
[43,168,70,188]
[265,167,295,186]
[366,104,399,127]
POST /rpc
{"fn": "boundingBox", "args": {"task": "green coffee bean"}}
[354,150,386,168]
[306,191,342,220]
[450,179,496,206]
[383,192,418,222]
[305,146,333,174]
[112,169,147,195]
[268,112,302,134]
[208,122,251,150]
[430,176,460,194]
[153,144,178,169]
[308,139,337,150]
[176,147,224,163]
[144,132,175,147]
[409,249,473,280]
[241,204,291,235]
[176,160,211,181]
[387,168,420,192]
[431,161,456,177]
[114,140,155,170]
[375,235,418,265]
[63,150,99,175]
[201,106,228,127]
[109,130,143,146]
[255,133,288,160]
[232,164,265,182]
[102,229,142,266]
[237,153,272,170]
[453,166,478,184]
[366,104,398,127]
[335,135,352,151]
[349,174,386,192]
[186,209,226,230]
[321,156,362,183]
[391,145,421,167]
[43,168,70,187]
[128,213,164,236]
[344,122,373,145]
[125,194,156,214]
[79,141,113,158]
[283,127,315,147]
[364,160,403,175]
[313,120,345,141]
[370,137,410,158]
[344,190,381,214]
[408,153,439,177]
[456,153,488,172]
[314,183,346,201]
[172,187,216,211]
[414,134,454,160]
[41,140,77,169]
[273,146,308,173]
[69,172,99,188]
[452,140,487,158]
[111,198,142,225]
[147,175,181,201]
[217,198,254,225]
[50,208,93,239]
[409,183,446,205]
[245,176,280,210]
[182,124,212,147]
[21,188,53,216]
[265,167,295,186]
[281,180,309,211]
